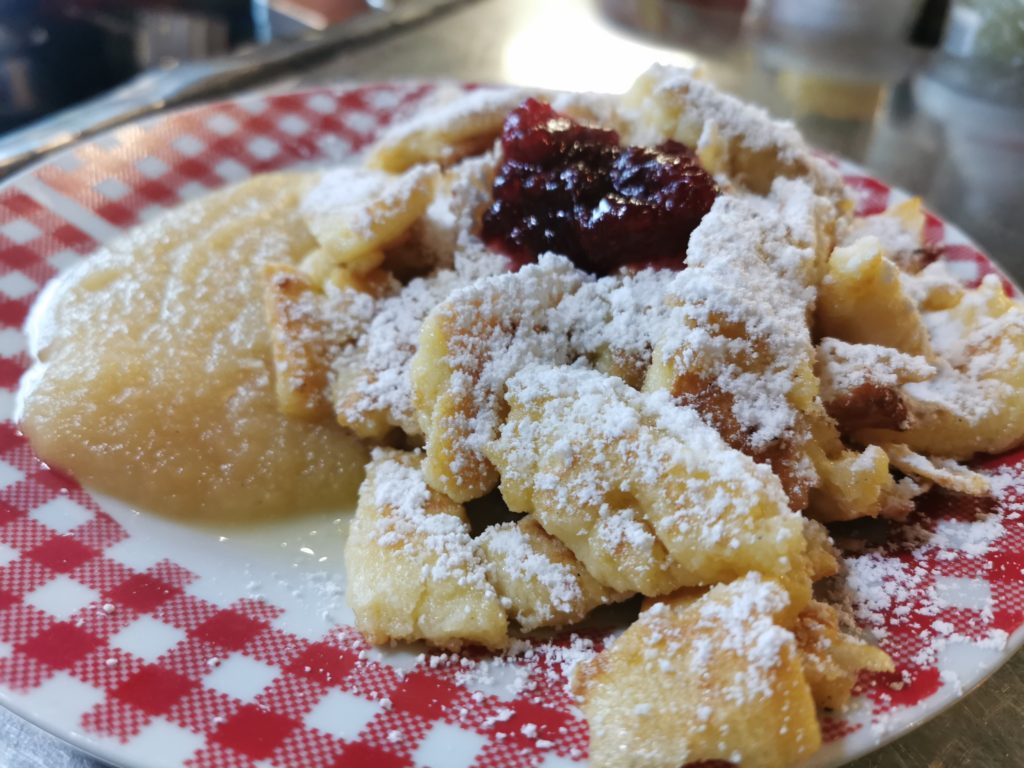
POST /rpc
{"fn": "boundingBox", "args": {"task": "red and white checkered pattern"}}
[0,83,1021,768]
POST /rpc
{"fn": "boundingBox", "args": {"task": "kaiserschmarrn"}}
[21,65,1020,768]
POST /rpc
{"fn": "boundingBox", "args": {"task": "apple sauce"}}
[19,172,368,519]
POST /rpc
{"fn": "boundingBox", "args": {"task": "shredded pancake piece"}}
[263,264,376,419]
[366,87,531,172]
[411,255,583,501]
[795,600,894,710]
[817,236,932,356]
[857,273,1024,458]
[645,181,825,509]
[344,448,508,650]
[486,365,814,606]
[817,337,936,433]
[574,574,822,768]
[618,64,845,200]
[478,516,626,631]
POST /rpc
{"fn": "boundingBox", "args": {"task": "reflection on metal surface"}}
[501,0,696,92]
[597,0,746,55]
[264,0,374,37]
[132,8,232,69]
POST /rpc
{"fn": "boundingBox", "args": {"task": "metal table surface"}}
[1,0,1022,766]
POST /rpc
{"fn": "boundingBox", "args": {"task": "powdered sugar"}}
[477,521,584,627]
[302,164,436,243]
[370,86,530,164]
[292,73,1024,755]
[923,273,1024,375]
[559,269,674,382]
[900,363,1002,427]
[369,449,491,590]
[843,211,921,264]
[453,634,600,703]
[330,154,510,436]
[420,149,506,276]
[817,338,936,397]
[652,180,824,495]
[688,574,794,703]
[333,269,470,435]
[489,364,805,596]
[928,513,1005,558]
[421,252,687,481]
[830,461,1020,693]
[619,64,844,200]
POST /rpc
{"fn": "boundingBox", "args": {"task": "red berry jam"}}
[481,99,718,274]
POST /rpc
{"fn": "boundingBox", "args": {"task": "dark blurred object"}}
[0,0,123,133]
[910,0,950,47]
[56,0,254,68]
[1,0,256,134]
[0,0,468,175]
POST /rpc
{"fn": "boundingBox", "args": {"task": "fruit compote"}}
[482,99,718,275]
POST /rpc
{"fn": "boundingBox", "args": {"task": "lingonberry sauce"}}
[481,99,718,275]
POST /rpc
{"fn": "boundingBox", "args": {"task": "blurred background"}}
[0,0,1021,254]
[1,1,1019,126]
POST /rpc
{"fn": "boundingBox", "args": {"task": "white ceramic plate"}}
[0,83,1021,768]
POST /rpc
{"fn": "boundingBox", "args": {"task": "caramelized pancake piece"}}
[487,365,813,607]
[646,184,828,509]
[794,339,942,521]
[804,404,931,523]
[344,449,508,650]
[857,274,1024,458]
[333,270,467,439]
[619,64,844,201]
[412,255,583,502]
[366,88,530,172]
[409,254,682,499]
[817,338,935,433]
[264,263,382,421]
[808,443,921,523]
[817,237,931,356]
[824,384,910,433]
[300,164,436,270]
[263,265,333,419]
[574,575,820,768]
[329,155,510,440]
[647,311,818,510]
[795,601,893,710]
[478,517,626,631]
[814,338,991,498]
